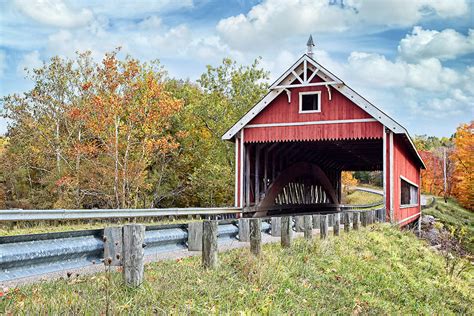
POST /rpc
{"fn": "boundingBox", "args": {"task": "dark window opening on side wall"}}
[401,178,418,206]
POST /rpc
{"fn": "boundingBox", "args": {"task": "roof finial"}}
[306,34,315,58]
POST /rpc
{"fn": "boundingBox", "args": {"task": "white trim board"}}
[397,212,421,225]
[400,175,419,188]
[221,54,425,168]
[245,118,377,129]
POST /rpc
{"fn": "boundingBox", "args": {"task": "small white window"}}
[400,177,418,207]
[299,91,321,113]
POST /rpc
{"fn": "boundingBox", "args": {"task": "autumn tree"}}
[1,50,182,209]
[450,121,473,210]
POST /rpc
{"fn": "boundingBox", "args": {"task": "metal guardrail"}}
[0,207,242,221]
[0,208,383,282]
[0,220,272,282]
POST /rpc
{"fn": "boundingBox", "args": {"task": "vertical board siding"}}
[245,75,382,143]
[250,77,373,125]
[393,135,421,225]
[244,122,382,143]
[385,130,391,220]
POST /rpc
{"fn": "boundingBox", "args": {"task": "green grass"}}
[423,197,474,253]
[343,189,382,205]
[1,225,472,314]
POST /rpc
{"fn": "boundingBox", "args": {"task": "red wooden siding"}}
[245,76,382,143]
[385,130,391,221]
[244,121,382,143]
[236,139,242,207]
[392,134,421,225]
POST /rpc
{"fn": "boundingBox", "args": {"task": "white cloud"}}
[217,0,470,50]
[14,0,94,28]
[399,26,474,61]
[346,52,462,92]
[16,50,43,76]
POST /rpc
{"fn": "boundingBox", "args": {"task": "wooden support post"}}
[320,215,328,239]
[255,145,260,204]
[249,219,262,256]
[245,144,251,207]
[295,216,304,232]
[333,213,340,236]
[312,214,320,229]
[281,216,292,248]
[238,218,250,242]
[202,220,218,269]
[188,222,203,251]
[264,149,268,192]
[353,213,360,230]
[343,213,350,233]
[304,215,313,240]
[104,226,123,266]
[271,217,281,237]
[122,224,145,287]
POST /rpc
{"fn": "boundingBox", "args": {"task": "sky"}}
[0,0,473,137]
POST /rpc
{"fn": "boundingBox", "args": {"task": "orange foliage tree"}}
[450,121,473,210]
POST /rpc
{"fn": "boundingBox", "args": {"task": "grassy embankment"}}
[422,197,474,253]
[342,189,382,205]
[1,225,472,314]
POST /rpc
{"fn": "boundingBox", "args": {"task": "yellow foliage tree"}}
[451,121,473,211]
[341,171,358,193]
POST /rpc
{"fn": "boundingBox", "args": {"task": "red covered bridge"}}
[222,37,425,226]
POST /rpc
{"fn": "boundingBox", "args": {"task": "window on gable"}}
[299,91,321,113]
[400,178,418,206]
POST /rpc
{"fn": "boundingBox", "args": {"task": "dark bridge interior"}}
[243,139,383,216]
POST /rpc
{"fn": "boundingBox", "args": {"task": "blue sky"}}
[0,0,473,137]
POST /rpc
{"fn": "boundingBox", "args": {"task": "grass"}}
[1,225,472,314]
[423,197,474,253]
[342,189,382,205]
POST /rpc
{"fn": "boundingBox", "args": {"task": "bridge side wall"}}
[385,134,421,226]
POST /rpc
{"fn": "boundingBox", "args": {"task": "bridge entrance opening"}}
[240,139,382,216]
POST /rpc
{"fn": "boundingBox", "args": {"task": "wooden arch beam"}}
[256,162,338,215]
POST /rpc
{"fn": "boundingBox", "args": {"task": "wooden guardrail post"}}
[320,215,328,239]
[271,217,281,237]
[238,218,250,242]
[333,213,340,236]
[361,212,368,227]
[312,214,320,229]
[343,213,350,233]
[281,216,292,248]
[202,220,218,269]
[187,222,203,251]
[122,224,146,287]
[249,219,262,256]
[328,214,334,228]
[353,212,360,230]
[295,216,304,232]
[303,215,313,240]
[104,226,122,266]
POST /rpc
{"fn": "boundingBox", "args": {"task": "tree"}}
[1,50,182,209]
[450,121,473,210]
